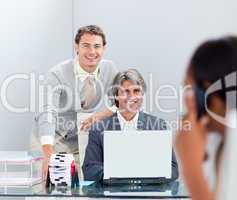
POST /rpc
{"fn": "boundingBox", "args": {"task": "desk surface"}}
[0,180,189,199]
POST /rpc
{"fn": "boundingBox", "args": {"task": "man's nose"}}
[127,92,136,99]
[88,46,96,54]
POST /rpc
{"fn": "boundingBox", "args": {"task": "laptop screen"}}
[103,130,172,180]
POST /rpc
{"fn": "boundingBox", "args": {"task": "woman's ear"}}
[207,95,226,134]
[208,95,226,117]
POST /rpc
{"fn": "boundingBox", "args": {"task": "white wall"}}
[0,0,237,150]
[0,0,73,150]
[73,0,237,124]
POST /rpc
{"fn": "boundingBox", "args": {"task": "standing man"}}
[36,25,118,176]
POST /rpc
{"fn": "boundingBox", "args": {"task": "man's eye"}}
[94,45,102,49]
[81,43,90,48]
[134,89,141,93]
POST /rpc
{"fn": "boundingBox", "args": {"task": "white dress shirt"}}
[74,59,100,82]
[74,59,117,111]
[117,111,139,131]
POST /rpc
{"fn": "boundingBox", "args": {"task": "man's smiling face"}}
[117,80,144,114]
[75,33,105,69]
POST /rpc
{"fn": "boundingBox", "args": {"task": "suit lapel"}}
[137,111,147,130]
[108,112,121,130]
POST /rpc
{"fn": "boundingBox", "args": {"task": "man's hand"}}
[42,144,53,180]
[80,108,113,131]
[80,115,98,132]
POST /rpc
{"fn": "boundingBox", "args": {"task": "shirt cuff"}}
[40,135,54,146]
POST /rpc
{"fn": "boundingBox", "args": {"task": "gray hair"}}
[111,69,146,107]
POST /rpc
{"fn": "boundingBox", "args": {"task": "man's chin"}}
[87,62,99,68]
[119,108,138,113]
[126,108,140,113]
[86,62,96,66]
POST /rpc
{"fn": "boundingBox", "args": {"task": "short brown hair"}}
[74,25,106,46]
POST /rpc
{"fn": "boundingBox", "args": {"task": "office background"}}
[0,0,236,150]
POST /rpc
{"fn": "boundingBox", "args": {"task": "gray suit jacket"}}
[82,111,179,182]
[36,59,118,152]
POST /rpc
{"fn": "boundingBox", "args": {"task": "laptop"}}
[103,130,173,185]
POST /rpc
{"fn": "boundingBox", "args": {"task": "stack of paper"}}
[48,153,74,187]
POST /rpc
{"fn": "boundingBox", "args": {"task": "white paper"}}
[49,154,74,186]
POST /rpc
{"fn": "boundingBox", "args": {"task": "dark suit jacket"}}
[82,111,179,182]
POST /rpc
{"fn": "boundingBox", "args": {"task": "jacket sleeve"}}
[170,149,179,181]
[36,70,62,144]
[82,127,103,181]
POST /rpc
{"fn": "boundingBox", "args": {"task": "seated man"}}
[82,69,179,182]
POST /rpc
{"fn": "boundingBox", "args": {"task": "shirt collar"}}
[74,58,100,82]
[117,111,139,131]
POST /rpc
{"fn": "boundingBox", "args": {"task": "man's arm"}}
[171,150,179,181]
[80,108,114,131]
[37,70,61,139]
[42,144,53,178]
[82,127,103,181]
[36,70,62,177]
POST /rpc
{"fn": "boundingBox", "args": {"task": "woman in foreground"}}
[175,36,237,200]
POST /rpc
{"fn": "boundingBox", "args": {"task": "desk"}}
[0,180,190,199]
